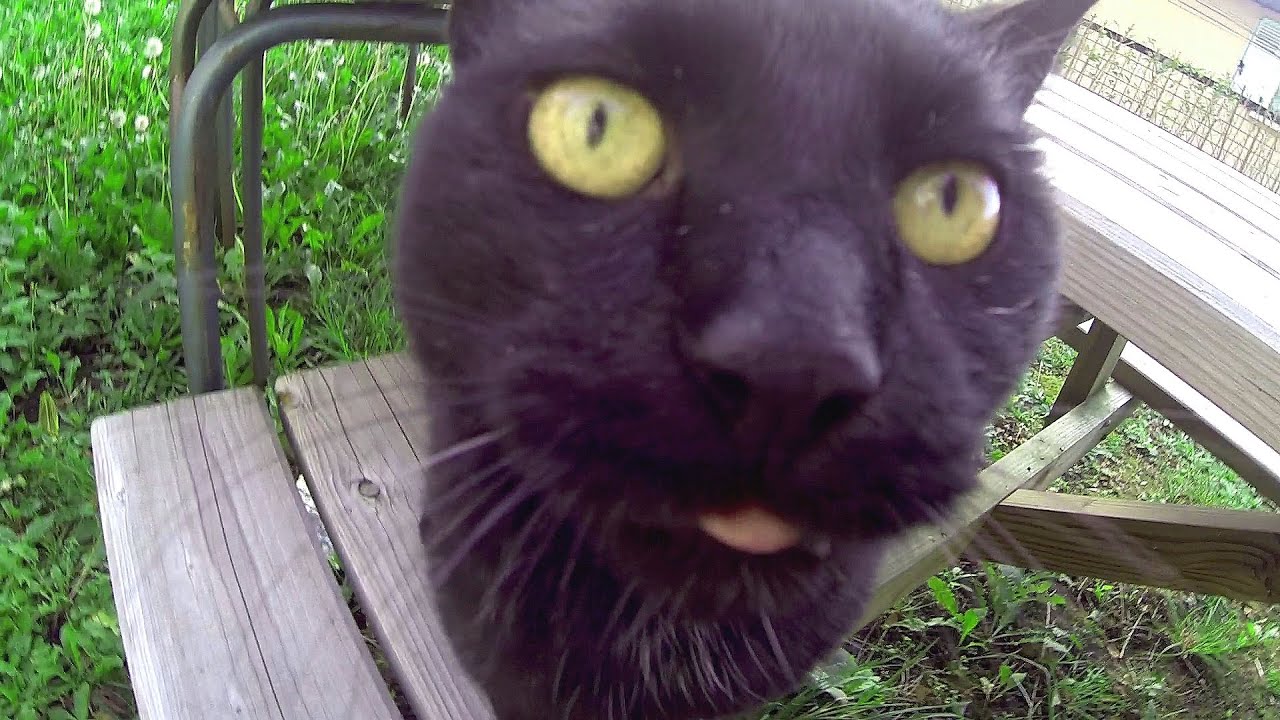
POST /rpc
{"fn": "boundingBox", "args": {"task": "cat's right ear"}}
[446,0,514,67]
[964,0,1100,110]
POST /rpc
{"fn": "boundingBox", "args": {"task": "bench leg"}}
[214,0,239,252]
[243,0,274,388]
[400,43,420,121]
[172,0,227,394]
[1046,319,1128,425]
[171,2,449,393]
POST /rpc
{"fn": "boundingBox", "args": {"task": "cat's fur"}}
[393,1,1097,717]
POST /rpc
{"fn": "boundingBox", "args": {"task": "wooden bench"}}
[90,27,1280,720]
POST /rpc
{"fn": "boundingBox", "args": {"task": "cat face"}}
[396,0,1089,617]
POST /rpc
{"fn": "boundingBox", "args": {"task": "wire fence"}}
[945,0,1280,193]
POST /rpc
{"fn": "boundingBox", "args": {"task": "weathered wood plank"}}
[1059,323,1280,506]
[858,382,1140,627]
[973,489,1280,603]
[275,358,495,720]
[90,390,401,720]
[1028,99,1280,280]
[1037,76,1280,232]
[1040,148,1280,462]
[1045,320,1126,424]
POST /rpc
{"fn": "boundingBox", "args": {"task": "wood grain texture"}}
[1025,78,1280,466]
[1028,99,1280,281]
[974,489,1280,603]
[858,382,1140,627]
[90,389,401,720]
[275,357,496,720]
[1037,76,1280,232]
[1035,151,1280,464]
[1046,321,1126,424]
[1059,323,1280,506]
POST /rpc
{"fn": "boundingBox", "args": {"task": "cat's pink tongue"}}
[698,505,801,555]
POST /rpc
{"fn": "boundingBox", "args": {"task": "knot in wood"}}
[356,478,381,499]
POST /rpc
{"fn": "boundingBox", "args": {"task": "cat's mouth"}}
[697,503,803,555]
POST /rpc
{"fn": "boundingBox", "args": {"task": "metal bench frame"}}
[170,0,448,395]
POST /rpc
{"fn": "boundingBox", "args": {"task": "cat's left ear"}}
[963,0,1100,110]
[446,0,522,67]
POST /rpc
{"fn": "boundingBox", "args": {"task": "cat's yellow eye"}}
[892,162,1001,265]
[528,76,667,199]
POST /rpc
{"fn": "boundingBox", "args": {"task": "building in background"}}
[1232,17,1280,112]
[1090,0,1280,77]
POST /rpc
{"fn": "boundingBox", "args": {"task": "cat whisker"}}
[429,480,540,585]
[429,422,582,585]
[423,452,517,523]
[395,289,494,321]
[985,296,1037,316]
[419,428,510,472]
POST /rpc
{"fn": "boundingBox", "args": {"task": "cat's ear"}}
[963,0,1099,110]
[446,0,524,67]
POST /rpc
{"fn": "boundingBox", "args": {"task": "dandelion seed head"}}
[109,109,126,129]
[84,0,102,16]
[142,64,153,80]
[86,22,103,41]
[134,114,150,133]
[144,37,164,59]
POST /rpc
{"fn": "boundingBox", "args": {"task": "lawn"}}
[1,1,1278,719]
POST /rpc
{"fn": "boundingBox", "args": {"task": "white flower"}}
[84,0,102,16]
[134,114,150,133]
[144,37,163,59]
[142,64,153,80]
[109,109,126,129]
[316,70,328,83]
[86,22,103,40]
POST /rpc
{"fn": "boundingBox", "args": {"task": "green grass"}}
[1,2,1278,719]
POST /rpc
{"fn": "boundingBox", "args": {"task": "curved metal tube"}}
[172,2,449,392]
[401,43,420,120]
[243,0,275,387]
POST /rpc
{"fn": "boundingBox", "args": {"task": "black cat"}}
[393,1,1097,717]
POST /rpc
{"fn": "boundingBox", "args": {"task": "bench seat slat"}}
[91,389,402,720]
[276,358,495,720]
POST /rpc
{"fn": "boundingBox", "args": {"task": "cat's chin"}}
[598,508,881,621]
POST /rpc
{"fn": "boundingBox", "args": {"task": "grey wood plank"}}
[90,389,401,720]
[275,359,496,720]
[858,382,1141,627]
[1037,75,1280,228]
[976,489,1280,603]
[1045,321,1126,424]
[1045,175,1280,461]
[1027,98,1280,282]
[1038,133,1280,332]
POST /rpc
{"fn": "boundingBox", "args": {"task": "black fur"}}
[393,1,1096,717]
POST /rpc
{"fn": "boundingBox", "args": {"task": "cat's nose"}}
[679,310,883,455]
